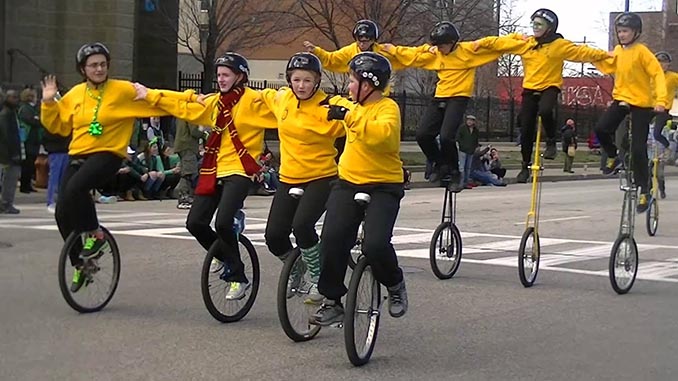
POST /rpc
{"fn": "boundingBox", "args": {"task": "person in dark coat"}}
[0,90,23,214]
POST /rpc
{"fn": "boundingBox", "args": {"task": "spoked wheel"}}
[609,234,639,295]
[645,198,659,237]
[200,235,260,322]
[58,226,121,313]
[518,227,540,288]
[277,248,321,342]
[429,221,463,279]
[344,256,381,367]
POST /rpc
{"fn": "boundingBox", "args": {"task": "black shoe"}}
[543,142,557,160]
[516,163,530,183]
[660,189,666,199]
[310,299,344,326]
[0,204,19,214]
[602,158,623,176]
[386,280,408,318]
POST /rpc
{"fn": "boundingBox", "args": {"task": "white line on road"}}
[513,216,591,225]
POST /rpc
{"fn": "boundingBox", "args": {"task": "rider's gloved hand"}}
[327,105,349,121]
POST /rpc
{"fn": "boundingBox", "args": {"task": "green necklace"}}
[86,84,105,136]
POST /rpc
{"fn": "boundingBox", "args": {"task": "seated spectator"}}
[251,150,279,196]
[160,145,181,198]
[137,138,166,199]
[488,147,506,180]
[470,145,507,187]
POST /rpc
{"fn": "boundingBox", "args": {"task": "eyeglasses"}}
[86,62,108,69]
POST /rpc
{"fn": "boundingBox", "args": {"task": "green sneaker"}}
[81,236,106,259]
[71,268,85,293]
[225,281,251,300]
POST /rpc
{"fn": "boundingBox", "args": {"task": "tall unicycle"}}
[58,226,121,313]
[518,117,544,287]
[429,185,462,279]
[610,103,639,294]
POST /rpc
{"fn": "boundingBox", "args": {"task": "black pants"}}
[416,97,470,170]
[519,87,560,163]
[265,177,334,257]
[20,153,36,192]
[56,153,122,265]
[186,175,252,282]
[318,180,404,301]
[594,100,652,194]
[653,111,671,148]
[100,173,138,196]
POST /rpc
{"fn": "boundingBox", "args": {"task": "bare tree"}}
[163,0,287,93]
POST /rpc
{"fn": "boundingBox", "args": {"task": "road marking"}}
[513,216,591,225]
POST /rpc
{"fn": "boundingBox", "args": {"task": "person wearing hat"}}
[457,114,480,189]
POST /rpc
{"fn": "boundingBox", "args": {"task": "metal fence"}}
[179,71,604,142]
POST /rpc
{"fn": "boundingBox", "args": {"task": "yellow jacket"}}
[260,87,345,184]
[389,38,533,97]
[652,71,678,109]
[490,33,610,91]
[594,43,667,108]
[329,96,403,184]
[41,79,168,158]
[145,87,277,178]
[313,42,406,72]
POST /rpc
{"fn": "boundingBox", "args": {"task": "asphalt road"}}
[1,178,677,380]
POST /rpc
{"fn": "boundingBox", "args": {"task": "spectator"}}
[18,88,42,193]
[138,138,166,199]
[173,119,203,209]
[488,147,506,180]
[470,145,507,187]
[42,127,71,213]
[146,116,164,148]
[562,119,577,173]
[159,145,181,198]
[457,114,479,188]
[0,90,22,214]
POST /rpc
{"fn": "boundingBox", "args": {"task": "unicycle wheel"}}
[518,227,540,287]
[609,234,638,295]
[429,221,462,279]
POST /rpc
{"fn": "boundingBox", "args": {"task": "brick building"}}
[1,0,179,90]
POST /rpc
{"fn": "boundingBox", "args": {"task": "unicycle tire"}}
[429,221,463,279]
[58,226,121,313]
[200,234,260,322]
[277,248,321,342]
[646,198,658,237]
[344,256,381,366]
[609,234,638,295]
[518,227,540,287]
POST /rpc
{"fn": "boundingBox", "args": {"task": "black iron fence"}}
[179,71,604,142]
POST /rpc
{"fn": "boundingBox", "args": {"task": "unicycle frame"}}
[440,186,457,225]
[525,117,545,232]
[618,111,636,238]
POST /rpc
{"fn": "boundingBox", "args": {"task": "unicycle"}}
[429,185,462,279]
[610,103,639,294]
[277,187,321,342]
[646,140,661,236]
[200,210,260,322]
[344,192,385,366]
[518,117,544,287]
[58,226,121,313]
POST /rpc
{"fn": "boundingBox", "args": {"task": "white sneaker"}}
[210,258,223,273]
[47,204,56,214]
[304,283,324,305]
[225,281,251,300]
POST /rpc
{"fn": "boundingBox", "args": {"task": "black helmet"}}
[214,52,250,80]
[615,12,642,34]
[531,8,559,32]
[353,20,379,41]
[429,21,460,46]
[349,52,391,91]
[286,52,322,78]
[76,42,110,71]
[656,51,672,63]
[286,52,322,98]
